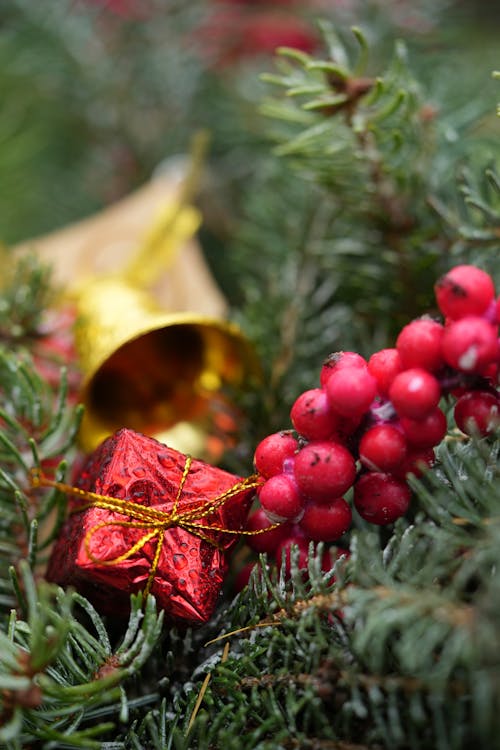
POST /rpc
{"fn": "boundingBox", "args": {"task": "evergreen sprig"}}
[0,347,82,613]
[429,165,500,279]
[0,250,53,344]
[254,23,497,339]
[1,569,164,749]
[0,4,499,749]
[129,436,499,750]
[226,23,445,411]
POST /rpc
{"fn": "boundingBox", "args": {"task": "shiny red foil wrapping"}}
[46,428,255,625]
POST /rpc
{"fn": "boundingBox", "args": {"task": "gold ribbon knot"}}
[30,458,267,597]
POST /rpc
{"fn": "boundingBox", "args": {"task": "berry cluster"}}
[244,265,500,572]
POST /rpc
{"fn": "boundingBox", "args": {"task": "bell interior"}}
[87,324,216,434]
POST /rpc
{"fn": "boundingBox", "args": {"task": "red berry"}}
[353,472,411,525]
[245,507,293,554]
[435,265,495,320]
[293,440,356,502]
[254,431,298,479]
[481,361,499,385]
[454,390,500,436]
[400,407,447,448]
[367,348,404,397]
[441,316,498,374]
[325,365,377,418]
[299,497,352,542]
[391,447,435,479]
[396,317,445,372]
[320,351,367,387]
[358,423,407,472]
[330,414,364,444]
[291,388,361,443]
[275,530,310,575]
[389,368,441,419]
[241,15,318,58]
[258,474,304,522]
[233,562,257,592]
[290,388,337,440]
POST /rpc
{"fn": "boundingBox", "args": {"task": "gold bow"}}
[31,461,269,597]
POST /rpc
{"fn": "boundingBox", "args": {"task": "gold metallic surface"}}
[16,142,260,462]
[75,274,260,458]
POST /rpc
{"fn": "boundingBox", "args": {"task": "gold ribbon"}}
[31,460,272,598]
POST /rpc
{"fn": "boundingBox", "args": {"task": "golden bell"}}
[14,139,261,461]
[73,275,259,459]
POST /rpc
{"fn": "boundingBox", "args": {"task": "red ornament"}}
[43,428,258,625]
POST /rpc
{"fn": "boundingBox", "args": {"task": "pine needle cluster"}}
[0,2,499,748]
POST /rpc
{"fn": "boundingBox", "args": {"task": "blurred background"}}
[1,0,498,459]
[1,0,498,247]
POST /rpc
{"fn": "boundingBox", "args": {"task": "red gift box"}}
[45,428,258,625]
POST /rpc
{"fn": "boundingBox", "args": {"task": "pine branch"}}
[254,22,497,339]
[0,350,82,611]
[126,433,500,750]
[0,5,498,749]
[0,249,53,344]
[0,565,163,748]
[429,164,500,281]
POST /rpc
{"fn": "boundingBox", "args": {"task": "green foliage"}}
[219,21,498,453]
[0,3,499,749]
[0,250,53,343]
[0,348,82,618]
[126,437,500,750]
[1,567,164,749]
[253,26,448,331]
[430,165,500,279]
[0,0,209,242]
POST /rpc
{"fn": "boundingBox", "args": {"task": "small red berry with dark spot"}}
[353,472,411,525]
[454,390,499,436]
[290,388,338,440]
[435,265,495,320]
[367,348,404,397]
[326,365,377,418]
[320,351,367,387]
[293,440,356,502]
